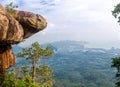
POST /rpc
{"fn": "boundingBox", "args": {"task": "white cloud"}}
[1,0,120,48]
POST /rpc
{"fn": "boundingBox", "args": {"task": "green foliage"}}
[2,65,54,87]
[52,48,116,87]
[37,65,55,87]
[2,71,38,87]
[115,82,120,87]
[17,42,54,61]
[12,41,120,87]
[112,3,120,23]
[3,71,17,87]
[111,57,120,87]
[21,66,29,76]
[37,65,54,77]
[112,3,120,87]
[111,57,120,72]
[16,42,54,87]
[5,2,18,17]
[2,42,55,87]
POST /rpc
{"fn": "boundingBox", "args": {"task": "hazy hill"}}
[12,45,22,54]
[50,40,86,52]
[13,40,120,87]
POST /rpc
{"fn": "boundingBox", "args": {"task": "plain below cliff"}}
[12,40,118,87]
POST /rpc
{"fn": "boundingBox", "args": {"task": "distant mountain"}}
[50,45,58,52]
[50,40,87,52]
[12,40,120,87]
[12,45,22,54]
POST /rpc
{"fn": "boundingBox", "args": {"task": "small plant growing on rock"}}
[5,2,18,17]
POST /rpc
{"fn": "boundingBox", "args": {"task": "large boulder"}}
[0,4,24,45]
[0,45,16,73]
[14,10,47,38]
[0,4,47,73]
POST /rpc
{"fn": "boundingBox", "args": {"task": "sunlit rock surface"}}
[14,10,47,38]
[0,4,23,45]
[0,4,47,73]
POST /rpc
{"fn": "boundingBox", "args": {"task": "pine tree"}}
[17,42,54,85]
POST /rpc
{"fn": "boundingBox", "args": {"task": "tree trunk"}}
[117,66,120,73]
[32,60,36,82]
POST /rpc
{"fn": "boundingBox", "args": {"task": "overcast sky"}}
[1,0,120,48]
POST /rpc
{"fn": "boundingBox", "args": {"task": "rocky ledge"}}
[0,4,47,73]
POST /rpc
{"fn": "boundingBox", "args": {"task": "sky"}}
[1,0,120,48]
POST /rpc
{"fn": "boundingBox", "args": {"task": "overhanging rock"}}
[0,4,47,73]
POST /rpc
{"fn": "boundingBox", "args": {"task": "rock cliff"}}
[0,5,23,45]
[0,4,47,73]
[14,10,47,38]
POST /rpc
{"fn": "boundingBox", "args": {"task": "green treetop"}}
[111,57,120,73]
[5,2,18,17]
[112,3,120,23]
[17,42,54,84]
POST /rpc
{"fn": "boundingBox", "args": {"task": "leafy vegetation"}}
[112,3,120,23]
[3,42,55,87]
[111,57,120,72]
[111,57,120,87]
[17,42,54,81]
[5,2,18,17]
[3,71,38,87]
[112,3,120,87]
[14,41,119,87]
[52,50,116,87]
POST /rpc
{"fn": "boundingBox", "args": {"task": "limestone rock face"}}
[0,5,24,45]
[0,4,47,73]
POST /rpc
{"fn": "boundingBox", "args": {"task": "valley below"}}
[13,40,120,87]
